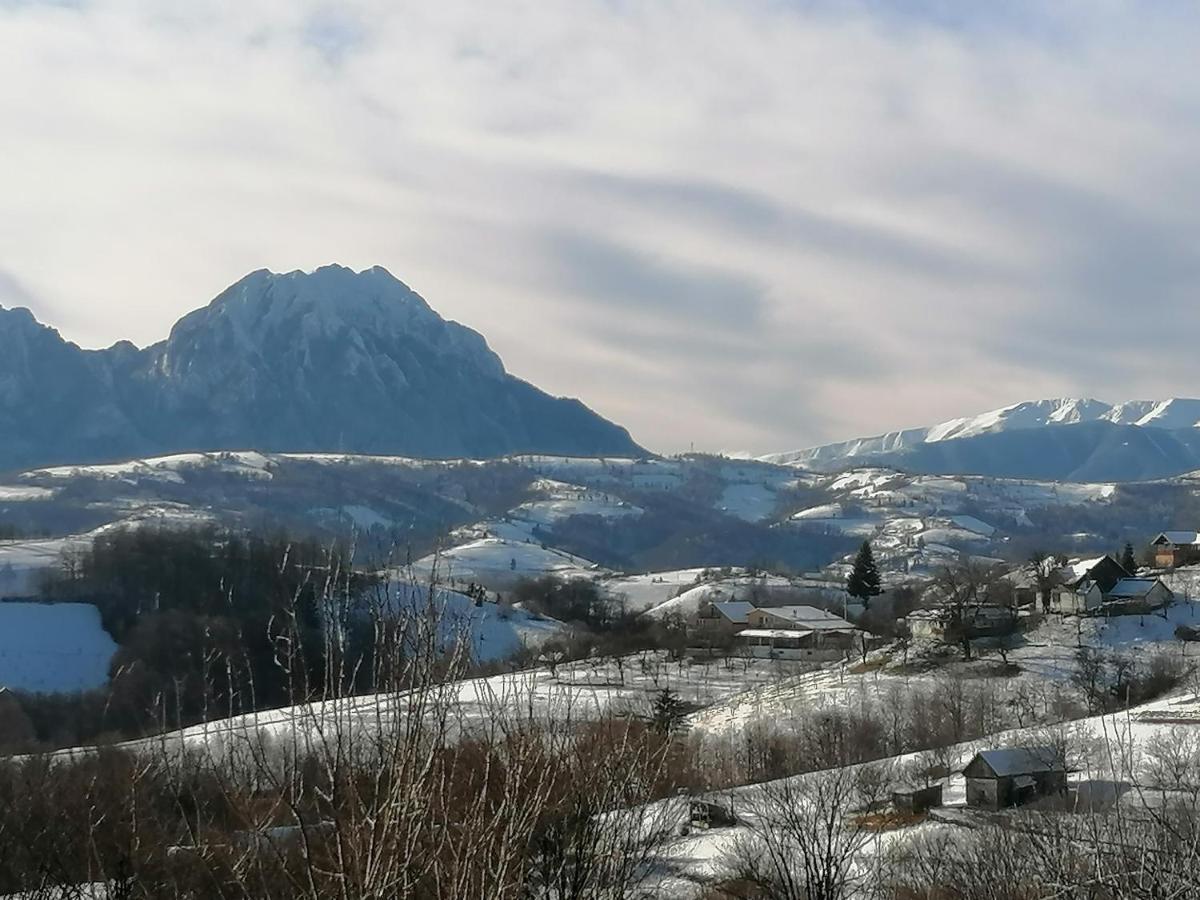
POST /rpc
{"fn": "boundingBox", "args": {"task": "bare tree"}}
[930,556,1003,660]
[724,762,891,900]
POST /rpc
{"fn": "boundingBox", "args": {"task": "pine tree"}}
[846,541,882,606]
[1120,542,1137,573]
[651,687,687,735]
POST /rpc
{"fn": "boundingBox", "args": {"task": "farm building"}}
[1102,577,1173,615]
[963,746,1068,810]
[1049,580,1104,615]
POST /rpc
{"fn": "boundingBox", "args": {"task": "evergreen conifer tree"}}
[846,541,882,606]
[651,687,687,735]
[1120,542,1137,573]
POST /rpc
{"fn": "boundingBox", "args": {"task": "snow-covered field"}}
[0,602,117,692]
[96,651,823,759]
[414,537,604,592]
[597,568,711,614]
[0,538,84,596]
[27,450,277,482]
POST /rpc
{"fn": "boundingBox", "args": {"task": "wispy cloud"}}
[3,1,1200,452]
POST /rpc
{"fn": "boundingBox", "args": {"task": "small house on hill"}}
[695,600,755,635]
[1151,531,1200,568]
[1103,577,1173,615]
[1050,555,1137,615]
[904,604,1016,641]
[964,746,1067,810]
[737,606,861,661]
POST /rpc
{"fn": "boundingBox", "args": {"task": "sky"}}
[3,1,1200,455]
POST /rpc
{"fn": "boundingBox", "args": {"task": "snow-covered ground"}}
[642,573,800,620]
[0,602,117,692]
[648,685,1200,897]
[93,651,823,758]
[413,537,605,592]
[0,537,84,596]
[597,568,711,614]
[27,450,277,482]
[372,580,565,663]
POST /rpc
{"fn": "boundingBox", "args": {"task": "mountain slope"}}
[764,398,1200,481]
[0,266,642,469]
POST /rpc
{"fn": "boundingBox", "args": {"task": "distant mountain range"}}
[763,398,1200,482]
[0,265,642,471]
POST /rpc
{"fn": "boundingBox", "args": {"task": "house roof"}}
[709,600,755,624]
[1059,556,1111,586]
[969,746,1065,777]
[1106,578,1165,599]
[738,628,815,639]
[754,605,855,630]
[1154,531,1200,546]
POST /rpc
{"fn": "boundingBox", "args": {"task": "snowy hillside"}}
[0,602,117,692]
[372,580,564,663]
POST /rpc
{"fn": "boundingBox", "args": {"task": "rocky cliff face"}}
[0,265,642,470]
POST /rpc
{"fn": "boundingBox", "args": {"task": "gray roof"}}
[710,601,755,623]
[1106,578,1165,599]
[755,605,854,630]
[1155,531,1200,546]
[972,746,1065,777]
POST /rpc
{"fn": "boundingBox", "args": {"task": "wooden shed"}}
[963,746,1068,810]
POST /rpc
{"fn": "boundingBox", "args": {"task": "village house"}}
[693,600,755,636]
[1150,531,1200,568]
[1048,555,1173,615]
[1048,580,1104,615]
[1049,555,1124,614]
[745,604,854,631]
[963,746,1068,810]
[1061,555,1129,594]
[904,604,1016,641]
[736,627,859,661]
[736,605,860,661]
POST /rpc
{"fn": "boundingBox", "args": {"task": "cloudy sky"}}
[3,1,1200,454]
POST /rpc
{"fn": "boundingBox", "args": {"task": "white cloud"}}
[3,0,1200,454]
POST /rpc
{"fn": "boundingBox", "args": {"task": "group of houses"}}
[906,550,1177,642]
[1046,553,1173,616]
[694,601,862,661]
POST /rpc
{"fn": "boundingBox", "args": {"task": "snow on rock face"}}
[0,267,644,470]
[0,602,117,692]
[1103,398,1200,430]
[762,398,1200,481]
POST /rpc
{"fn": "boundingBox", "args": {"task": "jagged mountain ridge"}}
[0,265,642,470]
[763,398,1200,481]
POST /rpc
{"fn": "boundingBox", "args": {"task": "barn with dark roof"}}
[963,746,1068,810]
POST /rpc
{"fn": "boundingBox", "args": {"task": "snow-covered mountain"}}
[0,265,642,469]
[764,398,1200,481]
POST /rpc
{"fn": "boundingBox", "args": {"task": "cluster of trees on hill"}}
[21,527,366,746]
